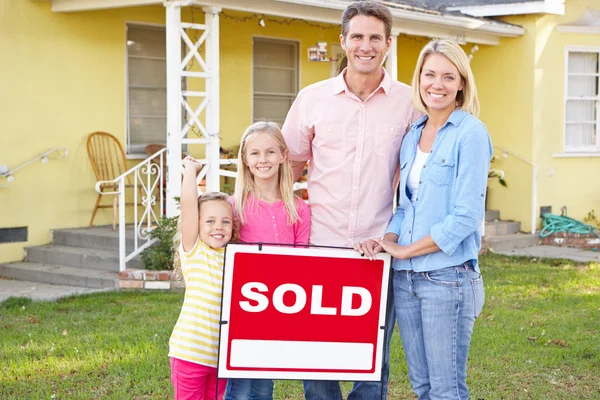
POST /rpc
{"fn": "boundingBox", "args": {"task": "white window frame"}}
[251,36,301,126]
[125,21,167,158]
[563,46,600,154]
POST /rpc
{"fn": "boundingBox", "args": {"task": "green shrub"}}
[141,216,179,271]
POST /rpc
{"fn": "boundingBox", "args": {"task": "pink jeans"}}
[170,357,227,400]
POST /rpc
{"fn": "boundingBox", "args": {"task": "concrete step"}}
[485,233,540,252]
[485,220,521,236]
[485,209,500,222]
[24,245,142,271]
[52,226,148,252]
[0,262,118,289]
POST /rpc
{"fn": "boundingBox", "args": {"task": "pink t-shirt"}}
[230,194,310,245]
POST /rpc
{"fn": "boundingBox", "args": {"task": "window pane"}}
[130,117,167,147]
[127,26,166,58]
[566,99,596,122]
[567,75,597,97]
[253,96,295,122]
[254,40,297,68]
[566,123,596,147]
[128,58,166,87]
[254,67,296,94]
[130,88,167,117]
[568,52,598,74]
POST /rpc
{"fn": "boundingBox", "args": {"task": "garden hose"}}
[540,213,600,238]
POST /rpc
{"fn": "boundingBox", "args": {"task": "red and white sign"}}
[218,244,391,381]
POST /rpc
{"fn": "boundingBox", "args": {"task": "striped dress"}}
[168,238,224,367]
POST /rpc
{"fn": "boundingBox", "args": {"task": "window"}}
[565,49,600,152]
[253,38,299,125]
[126,24,167,154]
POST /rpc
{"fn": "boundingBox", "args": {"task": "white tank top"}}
[407,146,430,202]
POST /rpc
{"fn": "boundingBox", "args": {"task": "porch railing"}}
[96,153,308,271]
[493,146,554,234]
[95,148,166,271]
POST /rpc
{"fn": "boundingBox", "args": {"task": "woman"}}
[357,39,492,399]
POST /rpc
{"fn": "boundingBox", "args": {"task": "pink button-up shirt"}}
[282,69,419,247]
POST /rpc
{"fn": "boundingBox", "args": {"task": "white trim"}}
[52,0,160,12]
[553,152,600,158]
[557,26,600,34]
[204,6,221,192]
[563,46,600,155]
[447,0,565,17]
[556,9,600,34]
[49,0,524,45]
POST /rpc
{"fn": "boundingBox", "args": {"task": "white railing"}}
[95,148,166,271]
[96,153,308,271]
[493,146,554,234]
[0,148,68,186]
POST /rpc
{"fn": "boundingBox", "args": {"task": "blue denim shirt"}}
[386,110,493,273]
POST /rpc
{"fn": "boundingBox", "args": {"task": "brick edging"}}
[539,232,600,250]
[118,269,184,290]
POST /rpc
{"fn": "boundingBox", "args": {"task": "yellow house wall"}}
[470,16,537,232]
[219,11,341,150]
[532,0,600,225]
[0,2,168,263]
[472,0,600,232]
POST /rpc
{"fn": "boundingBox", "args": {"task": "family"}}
[167,1,492,399]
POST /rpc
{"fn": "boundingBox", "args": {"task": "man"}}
[282,1,419,399]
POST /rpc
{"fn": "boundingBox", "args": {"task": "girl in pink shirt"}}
[225,121,310,400]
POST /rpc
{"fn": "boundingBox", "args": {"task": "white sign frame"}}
[217,244,391,381]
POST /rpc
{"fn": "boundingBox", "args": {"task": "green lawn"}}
[1,254,599,399]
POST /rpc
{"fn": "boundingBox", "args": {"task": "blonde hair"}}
[172,192,239,281]
[411,38,480,117]
[234,121,300,225]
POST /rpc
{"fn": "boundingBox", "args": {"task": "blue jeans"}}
[224,379,274,400]
[393,262,485,400]
[303,290,396,400]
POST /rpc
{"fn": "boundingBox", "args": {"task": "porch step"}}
[0,262,118,289]
[485,233,540,252]
[24,245,143,272]
[485,209,500,222]
[485,220,521,236]
[52,226,142,252]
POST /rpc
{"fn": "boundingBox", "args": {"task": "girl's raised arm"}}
[180,157,203,252]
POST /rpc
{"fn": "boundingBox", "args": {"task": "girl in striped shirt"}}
[169,156,239,400]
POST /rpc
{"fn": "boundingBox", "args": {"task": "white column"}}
[385,32,398,81]
[165,3,183,217]
[204,6,221,192]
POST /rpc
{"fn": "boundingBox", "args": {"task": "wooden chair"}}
[86,131,132,229]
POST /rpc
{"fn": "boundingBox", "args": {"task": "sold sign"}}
[218,244,391,381]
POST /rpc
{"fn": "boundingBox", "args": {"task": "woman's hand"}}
[354,239,383,260]
[374,238,411,260]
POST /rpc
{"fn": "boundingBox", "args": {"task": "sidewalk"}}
[495,245,600,263]
[0,279,112,303]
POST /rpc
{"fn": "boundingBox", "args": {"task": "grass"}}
[1,253,599,399]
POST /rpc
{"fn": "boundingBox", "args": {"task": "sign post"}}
[218,244,391,381]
